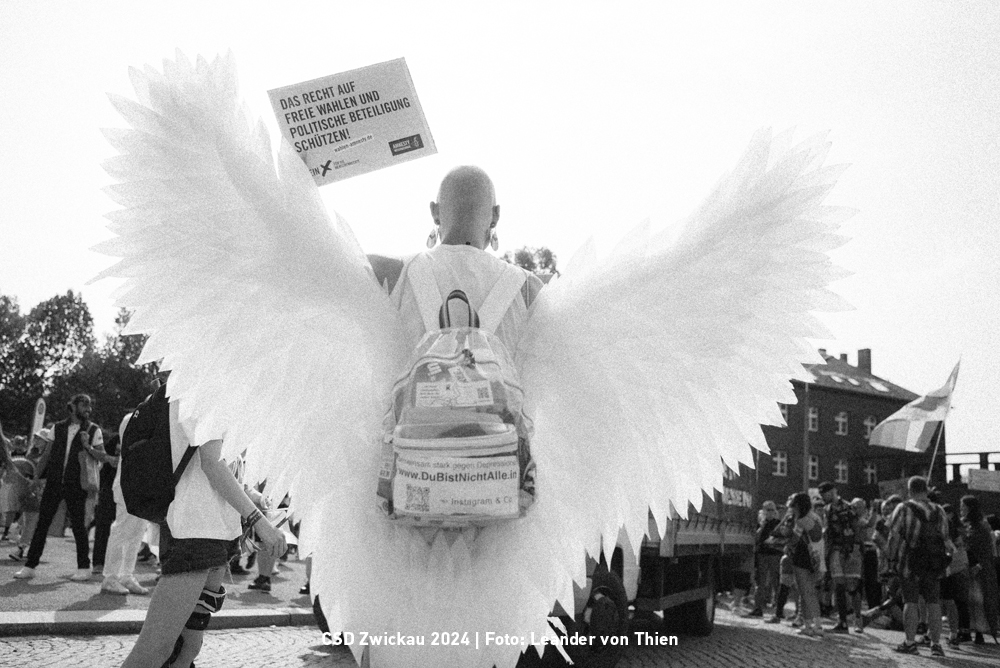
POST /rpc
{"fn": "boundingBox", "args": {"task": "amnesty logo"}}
[389,134,424,156]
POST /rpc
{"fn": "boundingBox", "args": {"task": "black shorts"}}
[159,521,239,576]
[901,571,941,605]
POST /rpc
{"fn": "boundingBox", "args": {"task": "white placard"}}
[268,58,436,185]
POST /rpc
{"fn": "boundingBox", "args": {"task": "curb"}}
[0,607,316,637]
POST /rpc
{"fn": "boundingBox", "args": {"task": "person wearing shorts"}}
[887,476,953,657]
[121,384,286,668]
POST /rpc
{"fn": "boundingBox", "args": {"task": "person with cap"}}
[747,500,783,617]
[819,480,860,633]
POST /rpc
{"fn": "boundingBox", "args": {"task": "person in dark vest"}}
[13,394,109,581]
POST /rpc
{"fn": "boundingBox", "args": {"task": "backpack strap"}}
[477,265,528,334]
[173,445,197,484]
[405,257,442,333]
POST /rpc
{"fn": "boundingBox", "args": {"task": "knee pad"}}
[185,585,227,631]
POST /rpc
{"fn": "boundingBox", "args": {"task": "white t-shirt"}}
[112,414,130,499]
[392,244,532,351]
[165,402,241,540]
[63,421,104,470]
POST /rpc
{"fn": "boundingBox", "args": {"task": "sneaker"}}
[894,641,919,654]
[930,643,945,657]
[248,575,271,593]
[831,622,849,634]
[765,615,783,624]
[8,546,25,562]
[69,569,91,582]
[13,566,36,579]
[121,577,150,595]
[101,578,129,595]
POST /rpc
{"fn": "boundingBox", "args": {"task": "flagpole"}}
[928,421,945,485]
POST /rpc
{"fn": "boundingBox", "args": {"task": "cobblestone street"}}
[3,609,998,668]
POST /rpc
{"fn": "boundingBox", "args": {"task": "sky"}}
[1,1,998,455]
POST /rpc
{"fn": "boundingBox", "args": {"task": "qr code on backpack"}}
[405,485,430,512]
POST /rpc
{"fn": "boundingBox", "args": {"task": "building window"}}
[836,459,849,483]
[865,462,877,485]
[808,455,820,481]
[864,416,878,439]
[835,411,849,436]
[773,451,788,477]
[779,404,789,424]
[808,407,819,432]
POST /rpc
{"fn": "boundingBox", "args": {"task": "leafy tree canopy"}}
[502,246,559,278]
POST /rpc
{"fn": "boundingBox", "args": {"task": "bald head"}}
[430,166,499,249]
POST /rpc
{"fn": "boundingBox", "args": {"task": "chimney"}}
[858,348,872,375]
[840,353,848,362]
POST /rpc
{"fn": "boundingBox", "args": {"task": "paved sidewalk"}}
[3,609,999,668]
[0,530,315,636]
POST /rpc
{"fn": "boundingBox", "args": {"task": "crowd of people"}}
[1,390,293,667]
[741,476,1000,657]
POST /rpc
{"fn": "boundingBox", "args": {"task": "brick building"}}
[750,348,945,505]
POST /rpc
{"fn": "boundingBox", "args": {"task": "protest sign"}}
[31,398,46,437]
[268,58,436,185]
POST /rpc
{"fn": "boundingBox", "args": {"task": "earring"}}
[490,229,499,251]
[426,226,438,249]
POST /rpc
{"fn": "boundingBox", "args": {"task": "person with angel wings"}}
[96,52,851,668]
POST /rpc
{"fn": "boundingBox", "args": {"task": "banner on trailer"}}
[968,468,1000,493]
[268,58,436,185]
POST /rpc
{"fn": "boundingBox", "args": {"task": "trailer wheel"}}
[677,561,715,636]
[570,562,630,668]
[516,563,630,668]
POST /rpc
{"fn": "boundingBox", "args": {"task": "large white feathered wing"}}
[94,50,409,544]
[516,128,852,568]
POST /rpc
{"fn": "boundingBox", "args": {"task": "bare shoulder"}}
[368,254,405,294]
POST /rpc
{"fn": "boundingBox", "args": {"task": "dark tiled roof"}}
[801,355,918,402]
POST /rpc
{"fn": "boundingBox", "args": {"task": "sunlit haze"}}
[1,1,997,453]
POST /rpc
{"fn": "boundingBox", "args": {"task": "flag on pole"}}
[868,360,960,452]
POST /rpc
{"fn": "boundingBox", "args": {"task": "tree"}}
[502,246,560,278]
[48,308,158,433]
[0,294,24,363]
[0,290,95,433]
[22,290,95,384]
